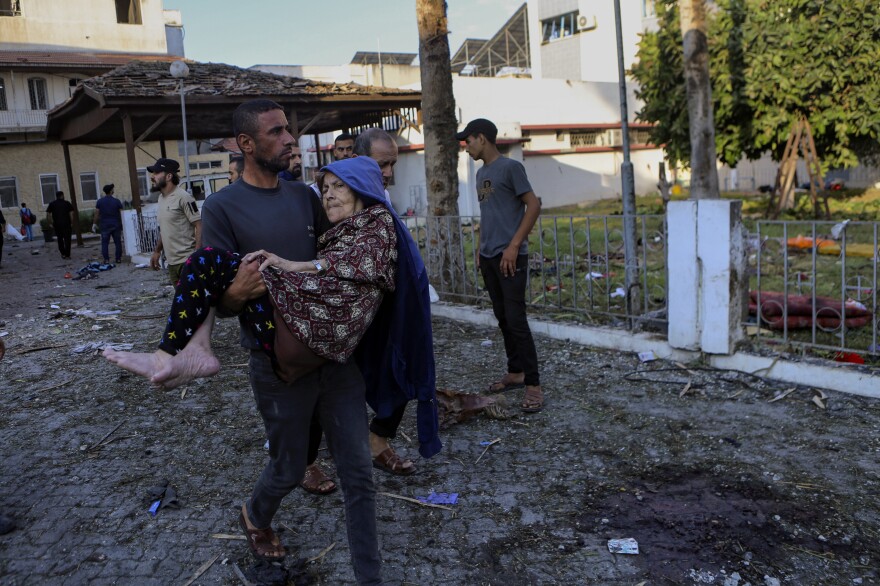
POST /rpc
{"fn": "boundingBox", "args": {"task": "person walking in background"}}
[46,191,75,259]
[457,118,544,413]
[93,185,124,264]
[19,203,35,242]
[147,158,201,285]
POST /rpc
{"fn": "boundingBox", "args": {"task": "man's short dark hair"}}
[55,191,64,199]
[233,99,284,140]
[229,155,244,173]
[354,128,395,157]
[335,132,354,145]
[170,173,180,186]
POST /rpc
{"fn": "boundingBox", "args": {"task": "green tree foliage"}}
[631,0,880,170]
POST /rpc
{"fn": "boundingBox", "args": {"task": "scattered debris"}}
[210,533,247,541]
[475,438,501,464]
[181,552,220,586]
[306,542,336,564]
[146,479,180,515]
[417,492,459,505]
[607,537,639,554]
[71,342,134,353]
[812,389,828,409]
[768,387,798,403]
[638,351,656,363]
[679,382,692,398]
[379,491,454,512]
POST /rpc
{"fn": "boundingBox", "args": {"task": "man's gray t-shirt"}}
[476,156,533,257]
[201,179,329,349]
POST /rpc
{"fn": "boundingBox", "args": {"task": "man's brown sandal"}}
[300,463,337,496]
[372,447,416,476]
[239,504,287,561]
[521,386,544,413]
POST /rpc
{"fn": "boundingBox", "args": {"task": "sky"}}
[164,0,525,68]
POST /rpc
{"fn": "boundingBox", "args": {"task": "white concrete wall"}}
[452,76,638,126]
[0,0,169,54]
[523,148,665,206]
[250,64,421,88]
[667,199,746,355]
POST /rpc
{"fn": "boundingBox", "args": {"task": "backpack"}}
[29,211,36,225]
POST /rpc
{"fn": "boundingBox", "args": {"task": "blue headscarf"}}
[320,157,442,459]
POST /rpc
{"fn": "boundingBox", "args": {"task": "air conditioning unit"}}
[577,14,597,31]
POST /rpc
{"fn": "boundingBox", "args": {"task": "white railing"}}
[0,109,48,131]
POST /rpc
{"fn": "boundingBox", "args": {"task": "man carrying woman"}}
[104,99,439,585]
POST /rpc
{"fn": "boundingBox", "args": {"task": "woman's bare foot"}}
[103,344,220,390]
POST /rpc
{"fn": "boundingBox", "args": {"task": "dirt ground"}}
[1,236,879,585]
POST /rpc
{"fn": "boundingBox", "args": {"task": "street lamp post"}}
[612,0,640,318]
[170,60,191,192]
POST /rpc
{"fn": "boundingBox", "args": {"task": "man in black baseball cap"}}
[455,118,498,143]
[456,116,544,414]
[146,158,181,174]
[147,157,201,284]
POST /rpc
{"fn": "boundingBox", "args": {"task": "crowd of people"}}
[1,97,543,585]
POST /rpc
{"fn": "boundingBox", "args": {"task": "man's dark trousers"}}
[101,226,122,263]
[480,253,540,386]
[56,225,72,258]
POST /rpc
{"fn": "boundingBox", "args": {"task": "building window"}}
[542,11,579,42]
[68,78,83,97]
[643,0,657,18]
[0,176,18,208]
[80,172,99,202]
[28,78,48,110]
[0,0,22,17]
[0,77,7,110]
[39,174,60,206]
[137,168,149,197]
[115,0,142,24]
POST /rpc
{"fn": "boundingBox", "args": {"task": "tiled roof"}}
[0,50,180,69]
[80,60,420,99]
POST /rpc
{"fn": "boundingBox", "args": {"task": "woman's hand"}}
[242,250,317,273]
[242,250,292,272]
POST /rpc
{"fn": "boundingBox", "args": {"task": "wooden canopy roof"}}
[46,60,422,144]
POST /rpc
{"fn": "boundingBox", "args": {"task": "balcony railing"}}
[0,110,48,131]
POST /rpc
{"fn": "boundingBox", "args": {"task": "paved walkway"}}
[0,237,878,585]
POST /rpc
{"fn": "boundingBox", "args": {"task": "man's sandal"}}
[300,463,337,496]
[372,447,416,476]
[239,504,287,561]
[521,386,544,413]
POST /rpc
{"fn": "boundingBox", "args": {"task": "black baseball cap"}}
[102,184,115,194]
[146,158,181,174]
[455,118,498,142]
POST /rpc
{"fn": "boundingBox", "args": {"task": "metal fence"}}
[749,220,878,357]
[407,214,668,327]
[128,211,160,255]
